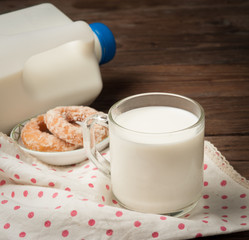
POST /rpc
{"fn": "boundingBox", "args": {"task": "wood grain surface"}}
[1,0,249,239]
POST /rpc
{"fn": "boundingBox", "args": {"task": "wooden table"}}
[1,1,248,239]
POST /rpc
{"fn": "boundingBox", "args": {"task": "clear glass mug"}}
[83,92,205,216]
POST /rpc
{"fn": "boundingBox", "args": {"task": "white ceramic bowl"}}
[10,119,108,166]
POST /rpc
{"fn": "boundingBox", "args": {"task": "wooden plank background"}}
[1,0,249,239]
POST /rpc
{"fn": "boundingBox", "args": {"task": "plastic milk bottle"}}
[0,3,116,133]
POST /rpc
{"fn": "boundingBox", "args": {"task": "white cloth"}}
[0,132,248,239]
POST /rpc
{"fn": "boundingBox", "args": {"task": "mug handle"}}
[82,113,111,176]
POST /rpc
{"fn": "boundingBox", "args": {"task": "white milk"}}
[109,106,204,213]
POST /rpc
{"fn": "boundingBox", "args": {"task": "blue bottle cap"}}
[90,22,116,65]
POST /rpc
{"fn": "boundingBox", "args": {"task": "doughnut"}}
[44,106,108,146]
[21,115,77,152]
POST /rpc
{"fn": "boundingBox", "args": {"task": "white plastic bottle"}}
[0,4,116,133]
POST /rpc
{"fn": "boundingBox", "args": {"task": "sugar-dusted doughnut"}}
[44,106,108,146]
[21,115,77,152]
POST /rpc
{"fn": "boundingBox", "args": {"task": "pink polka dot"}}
[241,223,247,226]
[221,195,228,199]
[71,210,77,217]
[0,180,6,186]
[62,230,69,237]
[202,220,208,223]
[65,187,71,191]
[11,191,15,198]
[44,220,51,227]
[203,164,208,170]
[49,182,55,187]
[116,211,123,217]
[106,229,113,236]
[195,233,203,238]
[102,196,105,202]
[203,195,209,199]
[134,221,141,227]
[67,194,73,198]
[222,219,228,222]
[220,226,226,231]
[112,200,118,204]
[91,175,97,178]
[52,192,58,198]
[222,215,228,218]
[28,212,34,218]
[67,170,73,173]
[23,190,28,197]
[241,215,247,218]
[178,223,185,230]
[31,178,36,183]
[55,206,61,209]
[16,154,20,159]
[38,191,43,198]
[4,223,10,229]
[88,219,95,226]
[240,193,247,198]
[88,183,94,188]
[19,232,26,238]
[152,232,159,238]
[1,200,8,204]
[241,206,247,209]
[220,180,227,186]
[14,174,20,179]
[0,168,4,173]
[98,204,104,207]
[160,216,167,220]
[14,206,20,210]
[204,181,208,186]
[222,206,228,209]
[203,205,210,209]
[106,184,110,190]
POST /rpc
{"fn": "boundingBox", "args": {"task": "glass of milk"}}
[83,92,205,216]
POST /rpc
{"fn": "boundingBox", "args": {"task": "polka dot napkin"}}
[0,132,248,239]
